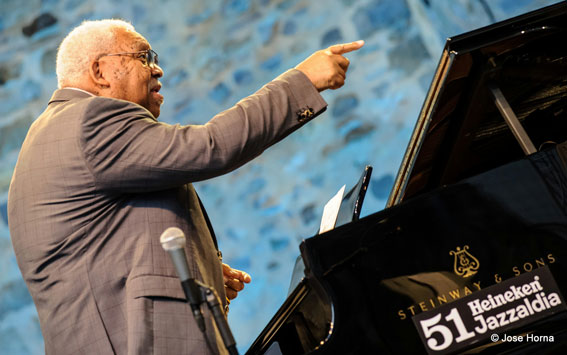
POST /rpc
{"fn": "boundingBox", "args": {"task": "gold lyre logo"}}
[450,245,479,278]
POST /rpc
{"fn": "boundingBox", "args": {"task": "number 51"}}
[420,308,476,351]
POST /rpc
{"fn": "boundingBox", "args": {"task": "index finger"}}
[328,40,365,55]
[223,263,251,283]
[236,270,251,283]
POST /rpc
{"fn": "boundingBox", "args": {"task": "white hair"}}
[56,19,136,88]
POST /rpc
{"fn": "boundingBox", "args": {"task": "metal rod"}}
[489,84,537,155]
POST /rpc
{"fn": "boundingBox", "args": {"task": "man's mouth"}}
[151,84,164,102]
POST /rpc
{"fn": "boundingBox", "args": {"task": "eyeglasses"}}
[99,49,159,68]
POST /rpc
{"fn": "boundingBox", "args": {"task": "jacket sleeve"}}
[81,69,327,192]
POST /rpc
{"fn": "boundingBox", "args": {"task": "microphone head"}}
[160,227,186,251]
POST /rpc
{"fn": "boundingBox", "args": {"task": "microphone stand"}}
[192,280,239,355]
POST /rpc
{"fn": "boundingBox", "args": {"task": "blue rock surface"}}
[0,0,560,353]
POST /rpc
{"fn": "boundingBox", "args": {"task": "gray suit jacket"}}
[8,69,326,354]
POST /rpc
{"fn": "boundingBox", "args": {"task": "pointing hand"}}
[295,40,364,92]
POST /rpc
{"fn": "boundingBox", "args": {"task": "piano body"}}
[247,2,567,354]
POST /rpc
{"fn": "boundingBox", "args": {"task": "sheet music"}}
[319,184,345,234]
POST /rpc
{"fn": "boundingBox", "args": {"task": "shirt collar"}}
[63,87,96,96]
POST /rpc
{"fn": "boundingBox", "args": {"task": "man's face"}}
[101,29,164,117]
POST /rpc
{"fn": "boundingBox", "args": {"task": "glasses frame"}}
[99,49,159,68]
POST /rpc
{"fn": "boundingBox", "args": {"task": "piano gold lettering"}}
[511,253,556,276]
[407,305,417,316]
[430,298,436,309]
[535,258,546,267]
[397,282,482,321]
[449,289,461,299]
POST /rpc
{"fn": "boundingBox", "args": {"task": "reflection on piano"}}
[247,2,567,354]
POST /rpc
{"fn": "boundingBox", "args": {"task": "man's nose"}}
[151,64,164,78]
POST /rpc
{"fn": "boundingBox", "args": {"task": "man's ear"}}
[89,59,110,88]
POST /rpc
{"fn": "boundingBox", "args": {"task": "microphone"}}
[160,227,206,332]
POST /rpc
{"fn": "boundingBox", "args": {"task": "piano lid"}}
[388,1,567,207]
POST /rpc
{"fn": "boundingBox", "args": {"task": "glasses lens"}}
[148,50,159,66]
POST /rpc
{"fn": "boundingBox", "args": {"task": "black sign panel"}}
[412,267,566,354]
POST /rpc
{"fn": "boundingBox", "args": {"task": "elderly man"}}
[8,19,362,354]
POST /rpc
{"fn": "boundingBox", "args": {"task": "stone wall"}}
[0,0,559,352]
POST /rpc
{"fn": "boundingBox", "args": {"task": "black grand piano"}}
[247,2,567,354]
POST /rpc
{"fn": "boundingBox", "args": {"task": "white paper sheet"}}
[319,184,345,234]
